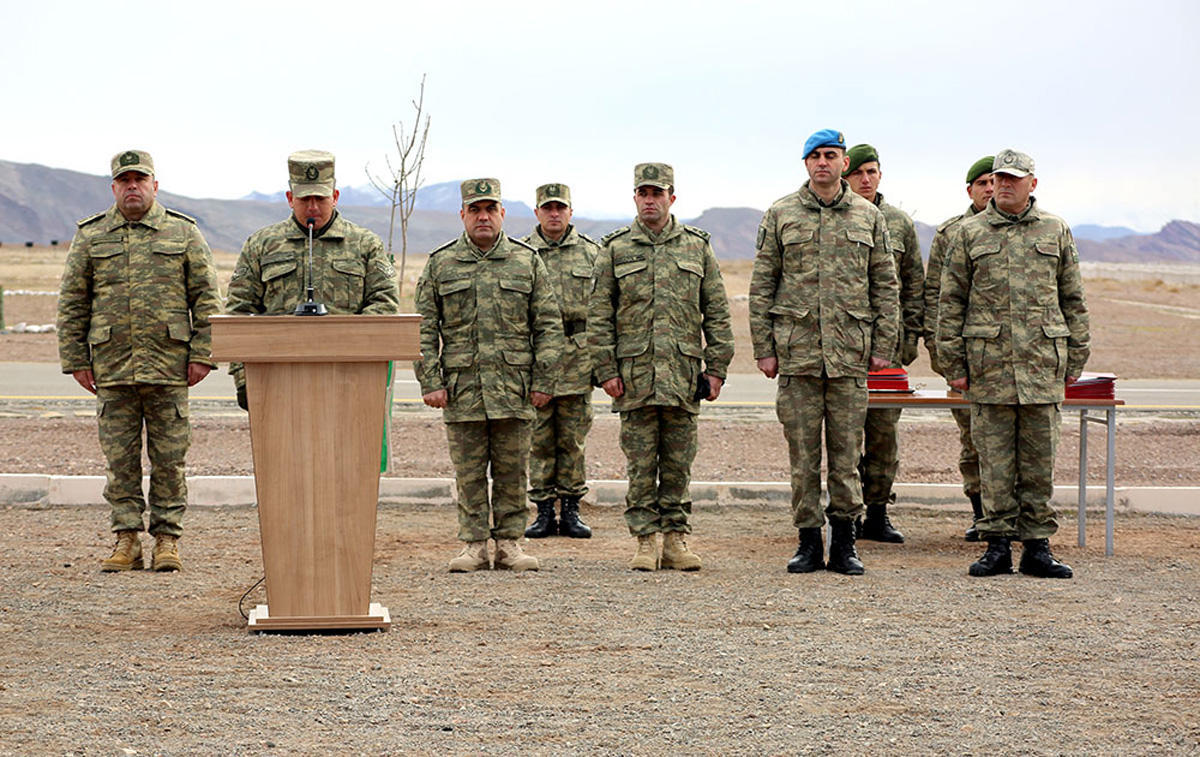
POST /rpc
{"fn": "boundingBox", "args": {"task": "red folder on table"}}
[868,367,912,393]
[1065,372,1117,400]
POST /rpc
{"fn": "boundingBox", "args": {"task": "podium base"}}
[247,602,391,632]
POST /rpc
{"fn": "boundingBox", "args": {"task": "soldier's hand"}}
[948,377,969,392]
[1066,375,1078,385]
[423,389,448,408]
[71,369,97,395]
[705,374,724,401]
[187,362,212,386]
[869,356,890,372]
[531,391,552,408]
[601,377,624,398]
[756,357,778,379]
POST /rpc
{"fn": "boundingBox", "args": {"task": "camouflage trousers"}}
[446,418,531,542]
[971,402,1060,540]
[776,375,868,529]
[952,407,981,496]
[528,392,592,502]
[859,408,901,506]
[619,405,697,536]
[96,384,190,536]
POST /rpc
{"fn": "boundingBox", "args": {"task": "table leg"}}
[1106,408,1116,556]
[1078,409,1088,548]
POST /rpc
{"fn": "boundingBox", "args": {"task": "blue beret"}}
[803,129,846,159]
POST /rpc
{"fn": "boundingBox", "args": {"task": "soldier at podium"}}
[414,179,565,573]
[225,150,401,407]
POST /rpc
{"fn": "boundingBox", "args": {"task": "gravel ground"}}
[0,504,1197,754]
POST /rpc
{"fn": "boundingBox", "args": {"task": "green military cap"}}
[966,156,995,184]
[842,143,879,176]
[288,149,336,198]
[634,162,673,190]
[535,182,571,208]
[461,178,502,206]
[992,149,1035,178]
[111,149,154,178]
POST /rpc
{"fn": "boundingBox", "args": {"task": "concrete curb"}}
[1,474,1196,517]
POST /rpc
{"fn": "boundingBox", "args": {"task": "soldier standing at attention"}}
[924,156,995,540]
[937,149,1089,579]
[414,179,564,572]
[57,150,221,572]
[589,163,734,571]
[521,183,599,539]
[842,143,924,544]
[748,130,899,575]
[225,151,400,407]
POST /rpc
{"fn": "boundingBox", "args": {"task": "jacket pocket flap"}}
[153,243,186,255]
[843,307,873,321]
[676,259,703,277]
[614,260,648,277]
[438,278,472,296]
[968,242,1002,260]
[1042,322,1071,338]
[499,278,532,294]
[262,260,297,281]
[1035,241,1059,256]
[768,304,810,319]
[780,227,814,246]
[442,350,475,369]
[616,339,649,358]
[503,350,533,366]
[88,244,123,259]
[167,322,192,342]
[331,258,365,277]
[87,324,112,344]
[962,323,1001,338]
[571,267,593,278]
[845,229,874,247]
[677,341,703,358]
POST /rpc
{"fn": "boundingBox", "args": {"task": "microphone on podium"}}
[294,216,328,316]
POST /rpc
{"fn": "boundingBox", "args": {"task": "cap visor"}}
[635,181,671,190]
[113,167,153,178]
[992,168,1030,178]
[290,183,334,198]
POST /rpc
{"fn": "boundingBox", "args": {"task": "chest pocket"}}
[674,258,704,305]
[437,277,474,327]
[88,243,125,288]
[330,257,366,311]
[262,251,298,283]
[497,277,533,329]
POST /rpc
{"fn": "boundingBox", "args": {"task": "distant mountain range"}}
[2,159,1198,264]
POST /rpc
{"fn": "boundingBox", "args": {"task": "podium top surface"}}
[211,314,422,362]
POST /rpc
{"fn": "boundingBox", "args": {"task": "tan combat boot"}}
[660,531,702,571]
[151,534,183,572]
[448,541,490,572]
[629,533,659,571]
[494,539,539,571]
[100,530,144,572]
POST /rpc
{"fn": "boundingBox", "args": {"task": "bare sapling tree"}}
[366,74,431,298]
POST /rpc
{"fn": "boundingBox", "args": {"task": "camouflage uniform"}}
[924,203,985,496]
[520,224,599,503]
[748,179,899,528]
[589,216,734,536]
[414,231,564,542]
[57,201,220,535]
[936,197,1090,539]
[859,193,924,508]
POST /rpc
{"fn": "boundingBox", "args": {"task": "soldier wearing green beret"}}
[937,149,1089,579]
[520,183,599,540]
[924,156,995,540]
[749,130,900,576]
[414,179,565,572]
[589,163,734,571]
[57,150,222,572]
[225,150,401,407]
[842,143,925,544]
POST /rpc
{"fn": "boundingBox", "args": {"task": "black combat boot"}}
[858,503,905,543]
[524,499,557,539]
[557,495,592,539]
[826,519,864,575]
[968,537,1014,576]
[964,493,984,542]
[1019,539,1073,579]
[786,528,824,573]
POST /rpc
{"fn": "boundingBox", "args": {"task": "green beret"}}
[966,156,995,184]
[842,144,879,177]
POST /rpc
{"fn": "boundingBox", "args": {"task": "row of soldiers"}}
[57,133,1088,580]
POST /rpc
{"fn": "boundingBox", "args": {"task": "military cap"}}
[992,149,1035,178]
[288,150,336,198]
[843,143,879,176]
[111,150,154,178]
[802,129,846,159]
[966,156,995,184]
[634,163,673,191]
[535,183,572,208]
[461,178,502,206]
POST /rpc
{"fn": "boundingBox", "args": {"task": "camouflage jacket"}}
[57,202,221,387]
[588,216,734,414]
[413,232,565,422]
[520,224,599,395]
[748,180,900,378]
[225,211,400,316]
[923,203,982,375]
[936,198,1090,404]
[876,193,925,363]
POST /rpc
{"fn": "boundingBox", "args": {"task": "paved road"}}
[3,362,1199,410]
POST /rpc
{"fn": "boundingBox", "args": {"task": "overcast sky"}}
[4,0,1198,231]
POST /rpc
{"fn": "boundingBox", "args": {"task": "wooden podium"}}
[211,314,421,631]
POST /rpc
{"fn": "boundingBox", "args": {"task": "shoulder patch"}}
[429,238,458,256]
[578,232,601,248]
[164,208,197,224]
[508,236,537,252]
[76,211,105,227]
[601,226,631,246]
[936,214,964,234]
[683,225,711,242]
